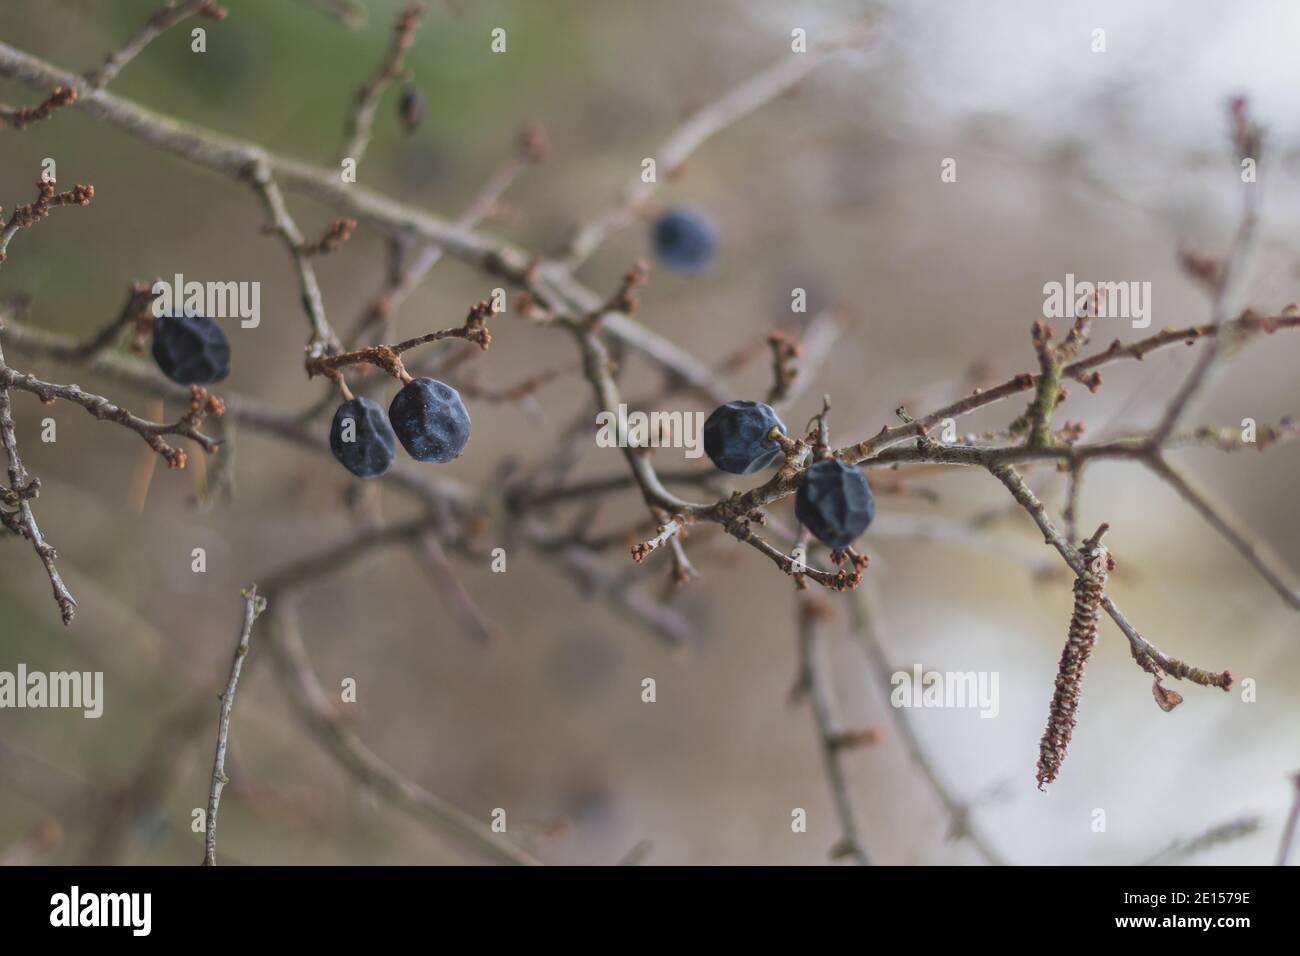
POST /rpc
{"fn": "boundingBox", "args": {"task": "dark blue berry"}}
[399,87,425,132]
[795,459,875,550]
[151,313,230,385]
[330,397,397,478]
[652,207,717,274]
[703,400,786,474]
[388,377,470,463]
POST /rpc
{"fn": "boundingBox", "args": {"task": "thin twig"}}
[0,40,723,397]
[1140,816,1260,866]
[298,0,367,28]
[345,123,545,360]
[245,161,340,360]
[0,85,76,128]
[410,532,501,643]
[560,17,874,269]
[1277,772,1300,866]
[847,584,1008,864]
[988,463,1232,692]
[264,597,541,865]
[307,299,492,383]
[338,2,427,167]
[0,178,94,263]
[0,336,75,624]
[85,0,227,90]
[203,585,267,866]
[796,596,870,864]
[1146,453,1300,610]
[0,366,221,466]
[1151,104,1261,446]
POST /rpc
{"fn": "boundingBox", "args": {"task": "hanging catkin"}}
[1036,541,1115,790]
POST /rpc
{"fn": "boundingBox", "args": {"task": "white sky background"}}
[742,0,1300,237]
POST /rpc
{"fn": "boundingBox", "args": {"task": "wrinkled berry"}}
[330,397,397,478]
[151,313,230,385]
[652,207,717,274]
[703,400,786,474]
[795,458,875,550]
[388,377,471,463]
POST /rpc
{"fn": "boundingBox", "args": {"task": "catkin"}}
[1036,543,1113,790]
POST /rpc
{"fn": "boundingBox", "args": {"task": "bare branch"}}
[847,585,1008,864]
[338,3,427,168]
[795,596,871,864]
[0,366,221,467]
[1278,772,1300,866]
[203,585,267,866]
[245,161,340,360]
[988,463,1231,692]
[85,0,228,90]
[1140,816,1260,865]
[0,40,716,396]
[264,597,540,865]
[0,337,75,624]
[561,18,874,269]
[409,532,501,643]
[0,85,76,128]
[1146,453,1300,610]
[299,217,357,257]
[0,178,94,263]
[348,123,546,350]
[1150,100,1262,446]
[308,299,493,385]
[298,0,368,29]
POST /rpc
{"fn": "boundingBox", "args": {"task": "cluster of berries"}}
[148,313,470,480]
[649,209,875,550]
[703,400,875,550]
[329,379,470,478]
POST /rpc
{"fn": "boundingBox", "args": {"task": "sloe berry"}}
[330,397,397,478]
[652,207,717,274]
[388,377,471,463]
[703,400,786,474]
[795,458,875,550]
[151,313,230,385]
[399,87,425,132]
